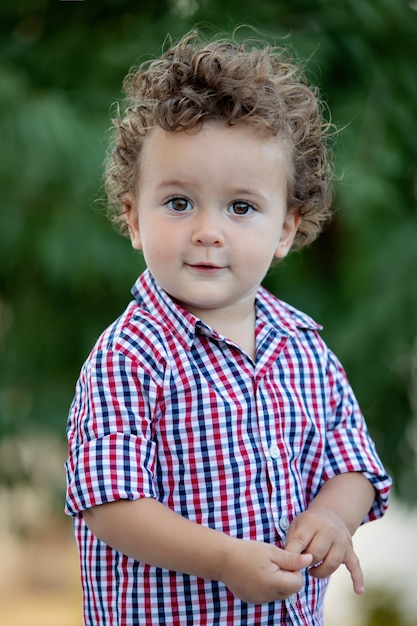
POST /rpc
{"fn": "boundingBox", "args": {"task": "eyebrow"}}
[156,179,191,188]
[156,179,269,201]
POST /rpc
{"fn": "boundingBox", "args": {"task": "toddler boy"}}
[65,31,391,625]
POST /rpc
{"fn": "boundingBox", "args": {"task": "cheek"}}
[142,231,177,264]
[245,228,282,261]
[236,241,275,279]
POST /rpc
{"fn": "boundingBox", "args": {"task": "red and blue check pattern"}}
[65,269,391,625]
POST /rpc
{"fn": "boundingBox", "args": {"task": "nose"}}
[191,208,224,246]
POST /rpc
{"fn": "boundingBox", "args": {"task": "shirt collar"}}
[255,285,322,336]
[131,269,210,350]
[131,269,321,351]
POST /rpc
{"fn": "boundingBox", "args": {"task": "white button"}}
[269,444,279,459]
[288,593,297,606]
[279,515,290,532]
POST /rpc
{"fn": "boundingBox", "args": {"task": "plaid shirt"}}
[65,269,391,626]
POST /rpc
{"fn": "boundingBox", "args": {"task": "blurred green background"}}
[1,1,417,624]
[1,0,416,501]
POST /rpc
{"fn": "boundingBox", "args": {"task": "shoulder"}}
[88,300,173,378]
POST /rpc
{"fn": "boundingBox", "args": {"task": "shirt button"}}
[268,444,280,459]
[288,593,297,606]
[279,515,290,532]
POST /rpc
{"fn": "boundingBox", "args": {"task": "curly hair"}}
[104,30,335,250]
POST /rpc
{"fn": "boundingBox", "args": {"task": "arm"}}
[285,472,376,594]
[83,497,312,605]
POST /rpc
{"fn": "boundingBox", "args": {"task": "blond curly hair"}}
[104,30,334,250]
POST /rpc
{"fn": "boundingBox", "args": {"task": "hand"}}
[219,538,312,604]
[285,507,364,595]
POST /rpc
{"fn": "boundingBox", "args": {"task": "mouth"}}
[187,263,225,272]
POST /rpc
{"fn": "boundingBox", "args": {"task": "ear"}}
[123,193,142,250]
[274,209,301,259]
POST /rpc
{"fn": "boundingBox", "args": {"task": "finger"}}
[307,544,363,593]
[285,525,315,555]
[228,566,305,605]
[300,533,332,567]
[268,566,310,602]
[344,548,364,595]
[307,543,345,579]
[285,535,307,555]
[274,548,313,572]
[286,527,332,567]
[270,569,305,601]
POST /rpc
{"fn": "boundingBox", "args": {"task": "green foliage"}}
[1,0,416,499]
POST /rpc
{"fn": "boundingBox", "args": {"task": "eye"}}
[228,201,255,216]
[166,197,192,212]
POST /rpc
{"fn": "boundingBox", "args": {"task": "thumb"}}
[274,548,313,572]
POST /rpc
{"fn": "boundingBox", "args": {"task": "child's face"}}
[124,121,300,322]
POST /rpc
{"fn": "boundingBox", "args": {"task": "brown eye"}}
[167,197,191,212]
[229,201,254,216]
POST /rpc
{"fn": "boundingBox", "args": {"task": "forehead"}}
[139,121,291,177]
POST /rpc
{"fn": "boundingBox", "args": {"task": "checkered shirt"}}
[65,269,391,625]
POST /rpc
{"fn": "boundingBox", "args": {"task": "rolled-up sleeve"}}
[322,350,392,522]
[65,349,158,517]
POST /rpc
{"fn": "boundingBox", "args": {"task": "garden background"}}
[1,0,417,624]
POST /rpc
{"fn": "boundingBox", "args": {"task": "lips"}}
[187,263,224,272]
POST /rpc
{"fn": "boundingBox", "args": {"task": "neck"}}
[189,303,257,360]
